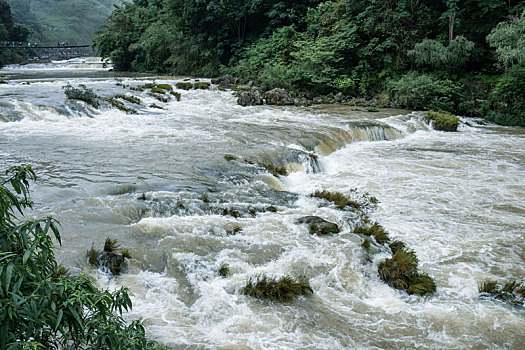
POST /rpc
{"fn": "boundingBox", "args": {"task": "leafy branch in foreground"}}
[0,165,167,349]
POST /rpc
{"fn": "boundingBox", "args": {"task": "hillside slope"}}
[6,0,122,44]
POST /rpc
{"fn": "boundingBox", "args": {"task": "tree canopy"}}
[92,1,523,126]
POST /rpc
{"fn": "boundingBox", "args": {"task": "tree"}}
[486,12,525,70]
[0,165,167,349]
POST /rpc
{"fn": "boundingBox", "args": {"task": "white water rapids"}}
[0,60,523,349]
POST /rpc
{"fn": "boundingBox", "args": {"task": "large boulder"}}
[211,75,240,85]
[296,216,339,235]
[265,88,294,106]
[237,88,264,106]
[294,97,309,107]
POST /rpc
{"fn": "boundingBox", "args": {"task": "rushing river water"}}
[0,59,523,349]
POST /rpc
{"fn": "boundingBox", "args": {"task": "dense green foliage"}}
[0,0,32,67]
[0,165,166,349]
[64,83,100,108]
[425,110,460,131]
[241,274,313,302]
[378,249,437,296]
[6,0,122,44]
[93,0,525,126]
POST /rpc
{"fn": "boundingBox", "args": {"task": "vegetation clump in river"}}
[104,96,137,114]
[425,110,460,132]
[176,82,193,90]
[87,237,131,275]
[0,165,168,349]
[310,190,360,210]
[194,82,210,89]
[244,159,288,177]
[378,248,436,296]
[116,94,141,105]
[354,222,390,244]
[479,280,525,306]
[241,274,313,302]
[218,264,230,277]
[296,216,339,235]
[64,83,100,108]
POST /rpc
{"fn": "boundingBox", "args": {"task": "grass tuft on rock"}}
[310,190,360,210]
[170,91,181,101]
[148,93,169,103]
[115,94,141,105]
[361,238,371,251]
[218,264,230,277]
[241,274,313,302]
[425,110,460,132]
[88,245,98,267]
[151,87,166,94]
[258,162,288,177]
[194,82,211,89]
[378,248,436,296]
[407,273,437,296]
[104,238,120,252]
[104,97,137,114]
[388,240,407,254]
[156,84,172,91]
[478,279,524,306]
[176,82,193,90]
[354,222,390,244]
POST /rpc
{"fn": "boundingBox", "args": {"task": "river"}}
[0,59,523,349]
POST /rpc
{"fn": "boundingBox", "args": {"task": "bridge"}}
[0,42,95,60]
[0,45,91,49]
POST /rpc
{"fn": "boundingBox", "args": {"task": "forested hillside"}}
[93,1,523,126]
[6,0,122,44]
[0,0,31,67]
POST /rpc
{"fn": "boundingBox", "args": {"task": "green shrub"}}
[63,83,100,108]
[116,94,141,105]
[478,279,524,306]
[354,222,390,244]
[378,248,436,296]
[485,67,525,126]
[170,91,181,101]
[156,84,172,91]
[218,264,230,277]
[175,82,193,90]
[150,87,166,94]
[0,165,167,349]
[104,97,137,114]
[425,110,460,132]
[194,82,210,89]
[387,72,456,111]
[388,240,407,254]
[148,93,169,103]
[310,190,359,210]
[241,274,313,302]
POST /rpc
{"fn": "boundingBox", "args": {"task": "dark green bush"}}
[378,248,436,296]
[63,83,100,108]
[310,190,359,210]
[425,110,460,132]
[387,72,456,111]
[478,279,524,306]
[0,165,167,349]
[241,274,313,302]
[354,222,390,244]
[485,67,525,126]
